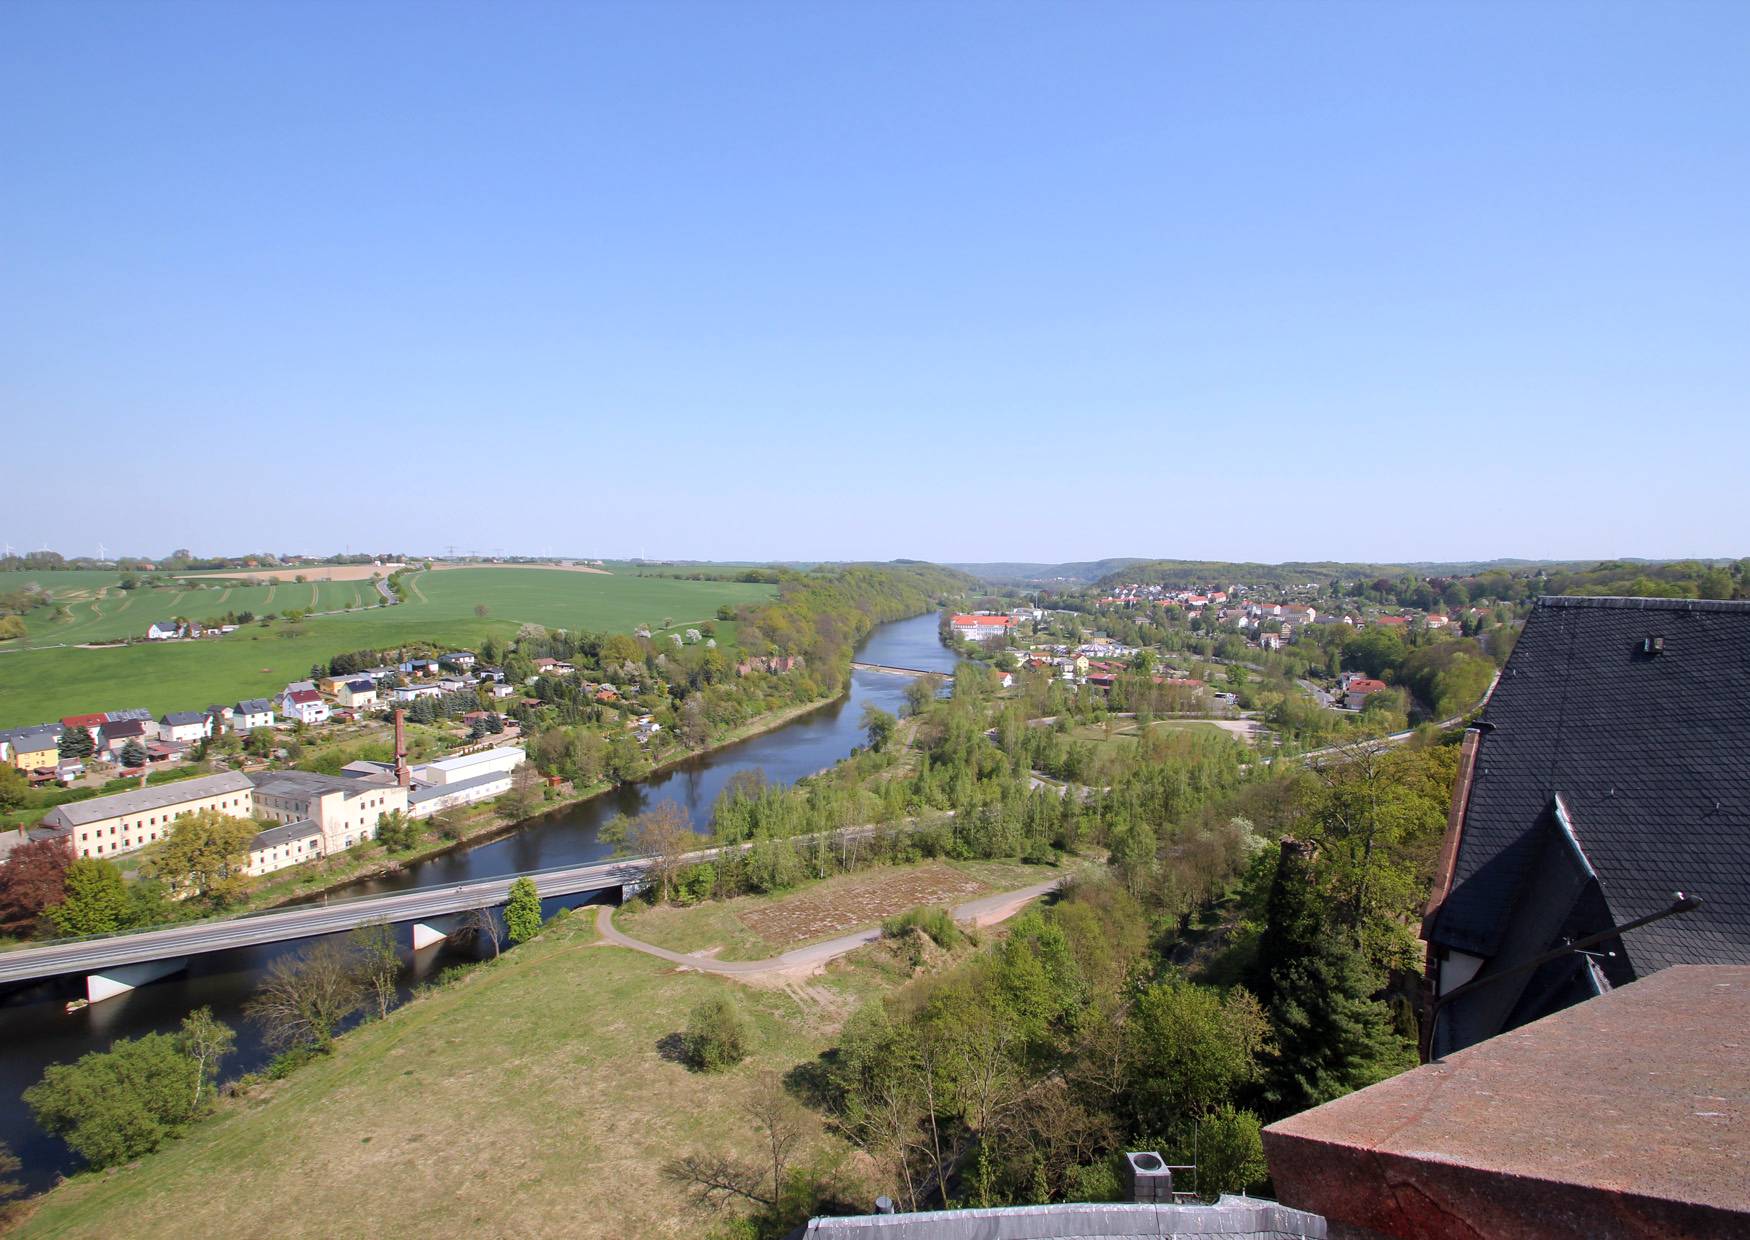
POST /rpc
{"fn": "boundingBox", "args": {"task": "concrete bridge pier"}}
[411,913,462,951]
[619,881,646,904]
[87,957,189,1004]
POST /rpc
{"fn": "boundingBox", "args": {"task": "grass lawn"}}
[16,908,899,1240]
[0,569,775,727]
[619,857,1069,961]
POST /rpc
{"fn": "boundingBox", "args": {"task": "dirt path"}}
[595,877,1064,983]
[404,572,428,602]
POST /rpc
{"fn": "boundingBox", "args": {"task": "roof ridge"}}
[1537,594,1750,612]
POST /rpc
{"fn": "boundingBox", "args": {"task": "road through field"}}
[595,876,1064,979]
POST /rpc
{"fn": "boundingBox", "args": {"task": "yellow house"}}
[3,726,62,771]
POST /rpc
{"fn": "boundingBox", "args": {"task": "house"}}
[1421,596,1750,1058]
[1425,613,1450,630]
[159,711,213,744]
[488,682,516,699]
[33,771,257,859]
[631,715,661,743]
[532,657,575,675]
[950,614,1015,642]
[392,683,443,702]
[97,718,149,757]
[60,714,108,747]
[441,652,476,670]
[400,658,439,677]
[437,676,465,693]
[1342,677,1389,708]
[2,725,63,772]
[230,698,276,733]
[337,679,378,710]
[1374,615,1410,628]
[146,621,180,640]
[280,689,331,725]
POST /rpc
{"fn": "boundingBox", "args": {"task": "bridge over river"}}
[0,823,909,1003]
[0,855,654,1003]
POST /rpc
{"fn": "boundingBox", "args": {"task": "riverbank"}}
[244,689,851,914]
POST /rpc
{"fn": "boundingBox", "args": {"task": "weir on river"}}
[0,612,961,1189]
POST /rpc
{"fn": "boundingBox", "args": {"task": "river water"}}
[0,612,957,1188]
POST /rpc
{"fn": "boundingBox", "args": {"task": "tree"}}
[627,801,698,903]
[499,765,543,820]
[504,876,543,944]
[176,1007,236,1113]
[683,993,751,1071]
[474,602,490,619]
[1125,977,1267,1133]
[0,837,72,935]
[455,904,504,957]
[23,1032,201,1168]
[142,809,258,904]
[58,726,94,760]
[0,763,27,811]
[350,922,402,1019]
[862,705,897,752]
[246,940,366,1050]
[120,738,148,768]
[44,857,131,937]
[1189,1106,1268,1199]
[665,1069,807,1210]
[0,1141,20,1210]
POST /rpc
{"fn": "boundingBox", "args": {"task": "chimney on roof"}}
[394,709,410,788]
[1122,1151,1173,1203]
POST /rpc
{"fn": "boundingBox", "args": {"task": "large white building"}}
[950,613,1015,642]
[34,771,257,859]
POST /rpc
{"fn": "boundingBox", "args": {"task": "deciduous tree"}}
[246,940,366,1050]
[44,857,131,937]
[504,877,542,944]
[0,838,72,935]
[142,809,258,904]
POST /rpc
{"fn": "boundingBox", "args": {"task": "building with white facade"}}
[34,771,257,859]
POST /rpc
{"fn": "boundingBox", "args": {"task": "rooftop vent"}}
[1121,1150,1173,1203]
[1643,635,1665,654]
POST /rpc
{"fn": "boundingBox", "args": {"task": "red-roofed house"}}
[950,614,1014,641]
[61,714,108,746]
[280,689,331,725]
[1344,677,1390,707]
[1376,615,1410,627]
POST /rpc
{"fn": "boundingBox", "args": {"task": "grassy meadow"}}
[15,908,888,1239]
[0,568,774,726]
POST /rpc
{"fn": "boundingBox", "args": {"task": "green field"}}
[0,568,774,726]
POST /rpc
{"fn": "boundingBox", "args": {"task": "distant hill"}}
[944,558,1151,585]
[1091,557,1748,595]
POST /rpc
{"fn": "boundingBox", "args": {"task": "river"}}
[0,611,958,1189]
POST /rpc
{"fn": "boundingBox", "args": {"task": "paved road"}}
[596,877,1065,977]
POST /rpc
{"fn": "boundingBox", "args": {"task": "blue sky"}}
[3,1,1746,565]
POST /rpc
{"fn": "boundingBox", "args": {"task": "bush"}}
[683,994,751,1072]
[881,905,963,950]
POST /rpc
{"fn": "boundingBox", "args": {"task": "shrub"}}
[881,905,963,950]
[683,994,751,1072]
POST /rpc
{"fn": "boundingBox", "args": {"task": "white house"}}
[230,698,276,733]
[146,621,180,640]
[280,689,330,725]
[392,683,443,702]
[159,711,213,744]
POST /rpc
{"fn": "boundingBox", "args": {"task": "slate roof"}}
[236,698,274,714]
[1427,596,1750,982]
[409,770,510,804]
[101,719,148,740]
[249,818,321,850]
[161,711,207,726]
[38,771,254,829]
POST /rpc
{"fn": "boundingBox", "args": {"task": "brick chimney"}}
[394,709,410,788]
[1121,1151,1173,1203]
